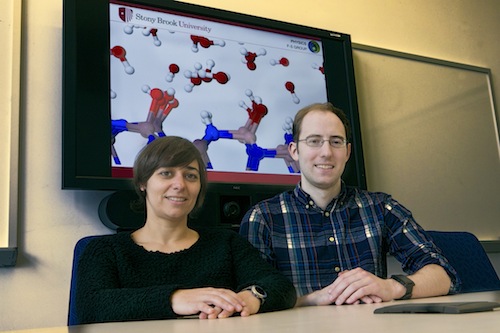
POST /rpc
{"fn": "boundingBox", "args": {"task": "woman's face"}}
[143,160,201,223]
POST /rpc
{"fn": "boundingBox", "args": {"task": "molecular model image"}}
[111,85,179,165]
[108,4,327,175]
[123,24,163,46]
[191,34,226,52]
[192,89,299,172]
[183,59,230,93]
[240,47,267,71]
[110,45,135,74]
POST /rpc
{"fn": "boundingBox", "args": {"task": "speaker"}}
[98,190,227,231]
[219,195,251,230]
[98,190,254,232]
[98,190,145,231]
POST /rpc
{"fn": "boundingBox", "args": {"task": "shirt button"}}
[324,211,330,217]
[329,236,335,243]
[334,266,341,273]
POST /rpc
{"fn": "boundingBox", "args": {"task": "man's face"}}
[289,110,351,195]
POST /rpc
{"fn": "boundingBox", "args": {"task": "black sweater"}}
[75,228,296,324]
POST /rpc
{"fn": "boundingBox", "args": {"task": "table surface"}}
[4,291,500,333]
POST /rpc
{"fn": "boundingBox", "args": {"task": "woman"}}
[74,136,296,324]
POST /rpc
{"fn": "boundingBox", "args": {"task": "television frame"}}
[62,0,366,229]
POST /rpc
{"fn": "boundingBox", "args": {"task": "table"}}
[3,291,500,333]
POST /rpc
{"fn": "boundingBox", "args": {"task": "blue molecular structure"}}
[190,89,299,173]
[111,88,299,175]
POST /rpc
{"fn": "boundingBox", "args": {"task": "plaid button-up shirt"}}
[240,183,461,296]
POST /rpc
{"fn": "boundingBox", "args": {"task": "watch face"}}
[254,285,267,298]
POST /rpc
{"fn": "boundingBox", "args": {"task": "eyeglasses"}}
[297,135,348,148]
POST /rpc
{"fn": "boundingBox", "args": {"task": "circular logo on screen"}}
[308,41,321,53]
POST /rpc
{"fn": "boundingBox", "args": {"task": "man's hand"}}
[326,268,404,305]
[296,265,450,307]
[295,267,404,307]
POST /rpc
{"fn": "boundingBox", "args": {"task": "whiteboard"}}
[352,44,500,241]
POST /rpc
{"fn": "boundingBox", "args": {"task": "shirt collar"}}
[293,181,348,211]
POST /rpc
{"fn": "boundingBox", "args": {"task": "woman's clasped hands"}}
[171,287,261,319]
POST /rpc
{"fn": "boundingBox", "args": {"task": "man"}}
[239,102,460,307]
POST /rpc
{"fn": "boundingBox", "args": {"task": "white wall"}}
[0,0,499,330]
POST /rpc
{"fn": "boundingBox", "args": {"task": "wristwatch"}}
[244,285,267,305]
[391,275,415,300]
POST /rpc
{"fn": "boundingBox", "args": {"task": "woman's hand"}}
[171,287,246,319]
[236,289,261,317]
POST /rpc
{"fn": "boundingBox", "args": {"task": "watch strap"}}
[391,274,415,300]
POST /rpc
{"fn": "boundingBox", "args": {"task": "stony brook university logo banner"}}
[119,7,133,23]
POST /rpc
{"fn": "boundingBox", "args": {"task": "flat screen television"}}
[62,0,366,230]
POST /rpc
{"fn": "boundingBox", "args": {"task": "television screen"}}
[62,0,366,230]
